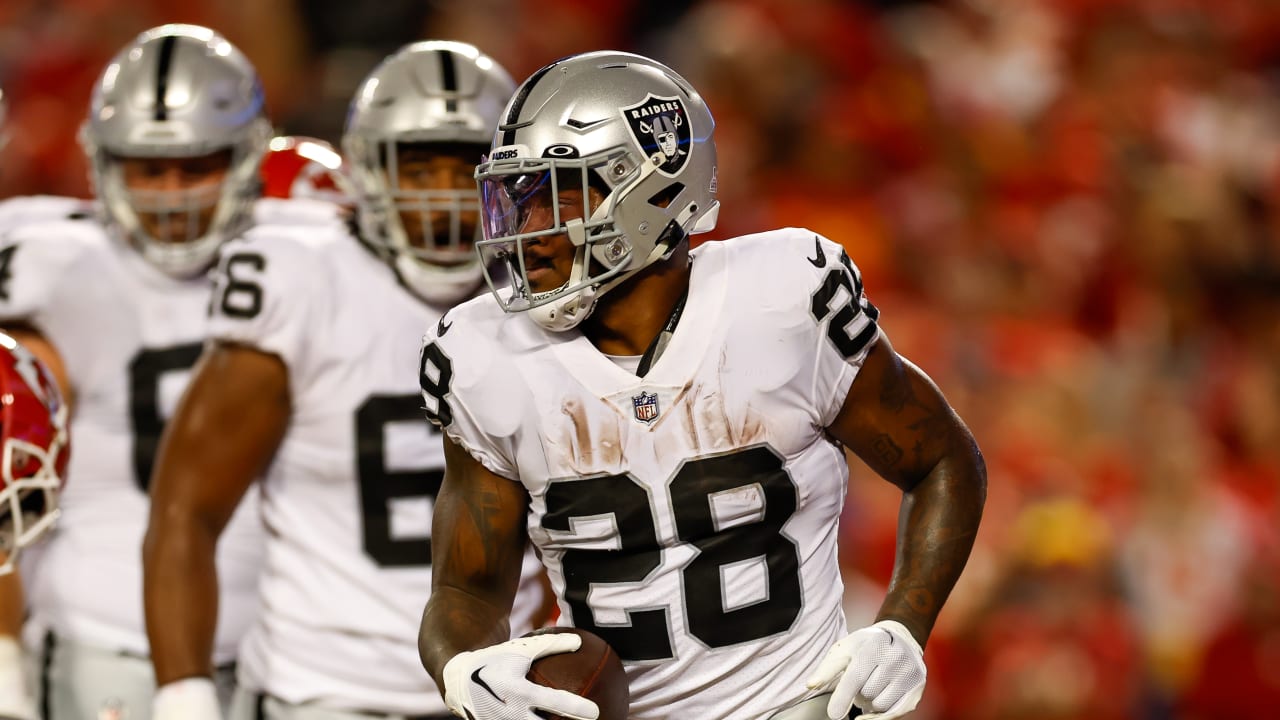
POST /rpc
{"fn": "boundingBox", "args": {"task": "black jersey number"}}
[128,343,204,491]
[214,252,265,319]
[355,394,444,567]
[810,252,879,359]
[0,244,17,301]
[418,341,453,428]
[542,445,802,661]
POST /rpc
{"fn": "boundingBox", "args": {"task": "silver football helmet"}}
[343,41,515,305]
[82,24,271,278]
[475,51,719,331]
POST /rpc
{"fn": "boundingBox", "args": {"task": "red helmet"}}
[0,333,69,574]
[260,135,353,204]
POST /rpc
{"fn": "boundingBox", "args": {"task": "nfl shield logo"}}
[632,391,660,424]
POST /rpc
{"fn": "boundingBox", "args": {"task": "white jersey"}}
[0,195,94,236]
[0,197,271,662]
[423,228,881,720]
[209,216,547,715]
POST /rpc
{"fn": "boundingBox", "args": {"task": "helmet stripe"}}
[153,34,178,121]
[500,59,562,146]
[437,49,458,112]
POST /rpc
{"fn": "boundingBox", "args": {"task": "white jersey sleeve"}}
[419,300,523,480]
[0,217,107,364]
[788,229,881,425]
[0,195,93,237]
[207,221,342,360]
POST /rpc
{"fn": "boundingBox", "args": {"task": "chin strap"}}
[635,281,688,378]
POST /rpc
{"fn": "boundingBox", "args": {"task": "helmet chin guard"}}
[526,246,600,331]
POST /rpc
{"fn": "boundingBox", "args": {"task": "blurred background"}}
[3,0,1279,718]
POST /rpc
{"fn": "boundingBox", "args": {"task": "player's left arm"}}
[830,331,986,643]
[812,331,985,719]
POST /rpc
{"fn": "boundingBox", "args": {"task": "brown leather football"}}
[524,627,629,720]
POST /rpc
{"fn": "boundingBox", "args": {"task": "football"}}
[524,627,629,720]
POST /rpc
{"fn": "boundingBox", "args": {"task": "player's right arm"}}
[419,420,597,719]
[419,433,530,681]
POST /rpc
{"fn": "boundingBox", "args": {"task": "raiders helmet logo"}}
[622,94,691,177]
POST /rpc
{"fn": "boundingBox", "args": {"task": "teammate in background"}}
[417,51,987,720]
[0,25,276,720]
[144,41,549,720]
[0,83,82,720]
[0,333,69,720]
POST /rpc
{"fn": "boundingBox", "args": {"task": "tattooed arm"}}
[419,434,532,690]
[827,332,987,647]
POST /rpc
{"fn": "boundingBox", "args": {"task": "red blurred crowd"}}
[3,0,1279,718]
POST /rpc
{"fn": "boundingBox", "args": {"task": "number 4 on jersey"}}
[0,245,16,301]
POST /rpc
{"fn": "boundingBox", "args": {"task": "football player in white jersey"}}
[417,52,988,720]
[0,84,79,720]
[0,332,70,720]
[0,84,95,260]
[0,25,276,720]
[143,41,550,720]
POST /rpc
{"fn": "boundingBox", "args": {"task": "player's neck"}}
[582,244,691,358]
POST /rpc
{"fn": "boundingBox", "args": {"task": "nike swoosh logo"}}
[807,235,825,268]
[437,316,453,336]
[471,666,505,704]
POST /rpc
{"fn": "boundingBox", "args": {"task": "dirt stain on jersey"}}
[556,396,623,474]
[679,373,768,454]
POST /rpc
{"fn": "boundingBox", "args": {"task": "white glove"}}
[151,677,222,720]
[0,636,35,720]
[442,633,600,720]
[806,620,926,720]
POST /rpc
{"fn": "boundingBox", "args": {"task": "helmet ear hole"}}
[647,182,684,209]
